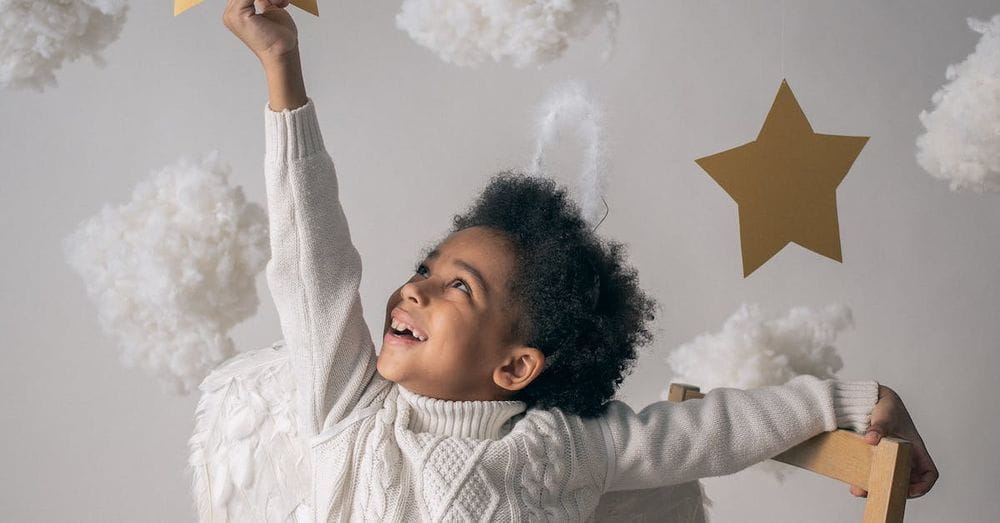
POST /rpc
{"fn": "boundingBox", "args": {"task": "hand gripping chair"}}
[667,383,912,523]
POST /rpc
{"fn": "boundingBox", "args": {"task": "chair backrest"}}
[667,383,912,523]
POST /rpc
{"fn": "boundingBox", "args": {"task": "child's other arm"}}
[587,375,878,492]
[225,0,387,437]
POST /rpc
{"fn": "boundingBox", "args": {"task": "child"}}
[223,1,938,520]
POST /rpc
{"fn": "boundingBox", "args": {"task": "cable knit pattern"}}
[260,98,881,522]
[512,409,603,521]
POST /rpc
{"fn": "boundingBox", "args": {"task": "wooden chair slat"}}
[862,437,912,523]
[773,430,873,486]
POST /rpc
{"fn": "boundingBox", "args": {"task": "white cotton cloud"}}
[530,81,608,227]
[62,151,270,394]
[916,14,1000,193]
[395,0,619,68]
[0,0,128,92]
[664,303,851,393]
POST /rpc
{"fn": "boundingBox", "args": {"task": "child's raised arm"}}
[224,0,388,437]
[584,375,879,492]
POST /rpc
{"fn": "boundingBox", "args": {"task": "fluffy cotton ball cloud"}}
[63,151,270,394]
[396,0,619,68]
[665,303,851,393]
[530,81,608,227]
[0,0,128,92]
[916,15,1000,193]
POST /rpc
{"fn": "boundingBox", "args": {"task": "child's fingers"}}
[908,468,938,498]
[259,0,290,11]
[849,485,867,497]
[865,416,894,445]
[226,0,256,15]
[223,0,257,27]
[908,441,939,498]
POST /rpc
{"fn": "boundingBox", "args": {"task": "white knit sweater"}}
[262,98,880,522]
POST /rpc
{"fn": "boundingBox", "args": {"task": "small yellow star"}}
[695,79,868,277]
[175,0,318,16]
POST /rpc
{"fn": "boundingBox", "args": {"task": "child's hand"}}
[849,385,939,499]
[224,0,307,110]
[223,0,298,65]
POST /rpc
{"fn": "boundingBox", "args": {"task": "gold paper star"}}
[175,0,318,16]
[695,79,868,277]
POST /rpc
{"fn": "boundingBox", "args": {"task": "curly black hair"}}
[450,172,657,418]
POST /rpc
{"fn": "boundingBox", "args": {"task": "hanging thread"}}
[780,0,786,77]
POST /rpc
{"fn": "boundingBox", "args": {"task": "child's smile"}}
[376,226,545,401]
[387,308,429,343]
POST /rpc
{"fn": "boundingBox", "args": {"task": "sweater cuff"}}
[264,97,327,162]
[831,379,879,434]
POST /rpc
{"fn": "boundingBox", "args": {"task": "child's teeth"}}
[390,317,426,340]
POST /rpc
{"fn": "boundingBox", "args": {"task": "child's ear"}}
[493,346,545,392]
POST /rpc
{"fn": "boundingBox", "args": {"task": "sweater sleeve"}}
[263,98,388,437]
[589,375,879,492]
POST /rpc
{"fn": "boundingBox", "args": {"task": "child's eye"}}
[413,263,472,295]
[452,279,472,294]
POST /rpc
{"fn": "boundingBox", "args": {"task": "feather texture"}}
[188,341,311,522]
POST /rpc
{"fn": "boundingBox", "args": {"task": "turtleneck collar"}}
[396,384,527,439]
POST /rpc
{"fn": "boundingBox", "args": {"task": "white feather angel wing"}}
[188,342,709,522]
[187,341,311,522]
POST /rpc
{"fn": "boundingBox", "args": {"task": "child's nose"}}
[400,281,428,305]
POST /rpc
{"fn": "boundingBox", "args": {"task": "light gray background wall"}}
[1,1,995,521]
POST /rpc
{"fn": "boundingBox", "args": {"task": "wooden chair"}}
[667,383,912,523]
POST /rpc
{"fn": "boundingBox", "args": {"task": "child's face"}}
[376,226,543,401]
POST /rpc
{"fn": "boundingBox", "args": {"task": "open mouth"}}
[389,317,428,342]
[389,327,424,342]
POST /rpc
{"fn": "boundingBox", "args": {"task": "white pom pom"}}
[0,0,128,91]
[62,151,270,394]
[916,14,1000,192]
[395,0,618,68]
